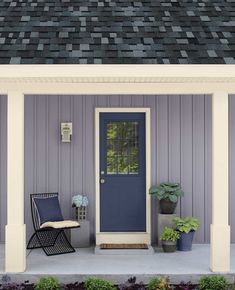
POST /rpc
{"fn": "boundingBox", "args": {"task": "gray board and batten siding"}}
[0,94,234,244]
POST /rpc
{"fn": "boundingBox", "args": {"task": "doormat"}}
[100,243,148,249]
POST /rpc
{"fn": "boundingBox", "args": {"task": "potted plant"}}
[149,182,184,214]
[172,217,200,251]
[72,194,88,220]
[160,226,179,253]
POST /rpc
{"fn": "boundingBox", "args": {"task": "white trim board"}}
[95,108,151,245]
[1,64,235,79]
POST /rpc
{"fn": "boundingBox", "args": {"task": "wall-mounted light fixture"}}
[61,122,72,143]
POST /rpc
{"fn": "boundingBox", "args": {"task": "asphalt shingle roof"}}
[0,0,235,64]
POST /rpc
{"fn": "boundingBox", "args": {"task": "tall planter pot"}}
[159,199,177,214]
[177,230,195,251]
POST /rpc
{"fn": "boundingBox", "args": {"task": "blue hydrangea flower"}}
[72,194,88,207]
[72,194,83,207]
[82,196,88,207]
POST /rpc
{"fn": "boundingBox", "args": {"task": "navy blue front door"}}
[100,113,146,232]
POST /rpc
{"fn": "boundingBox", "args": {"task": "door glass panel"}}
[106,121,139,175]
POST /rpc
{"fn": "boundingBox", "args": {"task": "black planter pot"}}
[159,199,177,214]
[177,230,195,251]
[162,241,177,253]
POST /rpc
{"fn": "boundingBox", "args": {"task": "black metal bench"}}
[27,192,80,256]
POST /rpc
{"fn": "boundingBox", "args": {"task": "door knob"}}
[100,179,105,184]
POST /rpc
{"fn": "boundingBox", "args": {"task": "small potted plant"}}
[160,227,179,253]
[72,194,88,221]
[149,182,184,214]
[172,216,200,251]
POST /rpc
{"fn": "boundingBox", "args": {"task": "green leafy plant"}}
[34,276,61,290]
[147,277,171,290]
[198,275,229,290]
[84,278,116,290]
[160,227,180,242]
[173,217,200,233]
[149,183,184,203]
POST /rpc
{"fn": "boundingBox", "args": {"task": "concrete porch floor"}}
[1,244,235,285]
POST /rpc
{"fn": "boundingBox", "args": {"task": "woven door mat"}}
[100,243,148,249]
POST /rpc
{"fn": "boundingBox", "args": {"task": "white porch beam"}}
[0,64,235,79]
[210,92,230,272]
[5,91,26,272]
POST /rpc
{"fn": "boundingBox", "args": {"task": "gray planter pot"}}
[159,199,178,214]
[177,230,195,251]
[162,241,177,253]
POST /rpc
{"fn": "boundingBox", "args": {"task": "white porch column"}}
[210,92,230,272]
[5,91,26,272]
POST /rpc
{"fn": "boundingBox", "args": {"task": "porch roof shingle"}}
[0,0,235,64]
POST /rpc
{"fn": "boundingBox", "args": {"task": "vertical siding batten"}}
[60,96,72,219]
[36,96,47,192]
[180,95,193,218]
[156,95,169,183]
[168,95,181,216]
[192,95,205,243]
[145,95,157,243]
[24,95,35,241]
[48,96,59,192]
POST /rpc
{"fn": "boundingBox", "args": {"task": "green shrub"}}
[34,276,61,290]
[198,275,229,290]
[146,277,171,290]
[149,183,184,203]
[84,277,115,290]
[160,227,179,242]
[172,217,200,233]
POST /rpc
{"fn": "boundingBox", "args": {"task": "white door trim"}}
[95,107,151,245]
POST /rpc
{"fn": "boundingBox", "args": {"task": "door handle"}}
[100,179,105,184]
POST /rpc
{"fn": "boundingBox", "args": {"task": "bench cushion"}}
[40,220,80,229]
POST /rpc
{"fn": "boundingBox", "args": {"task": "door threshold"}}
[94,245,154,255]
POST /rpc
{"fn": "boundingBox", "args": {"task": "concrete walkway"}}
[0,244,235,284]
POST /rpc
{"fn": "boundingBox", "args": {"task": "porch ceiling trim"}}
[0,65,235,82]
[2,77,235,84]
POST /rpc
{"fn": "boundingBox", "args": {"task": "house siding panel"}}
[0,94,219,243]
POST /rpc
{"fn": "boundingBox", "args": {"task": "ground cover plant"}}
[118,277,145,290]
[198,275,230,290]
[0,275,234,290]
[34,277,61,290]
[146,277,171,290]
[84,277,116,290]
[173,282,196,290]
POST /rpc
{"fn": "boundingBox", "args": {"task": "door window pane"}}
[106,121,139,175]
